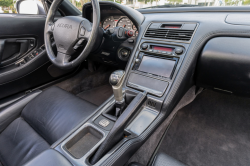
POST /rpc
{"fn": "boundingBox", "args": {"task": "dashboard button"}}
[128,39,134,43]
[166,52,171,55]
[77,38,85,45]
[175,47,183,55]
[118,28,123,37]
[141,43,148,50]
[135,58,141,63]
[80,27,85,36]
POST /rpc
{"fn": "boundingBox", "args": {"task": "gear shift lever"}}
[109,70,125,116]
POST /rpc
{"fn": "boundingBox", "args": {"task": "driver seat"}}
[0,86,97,166]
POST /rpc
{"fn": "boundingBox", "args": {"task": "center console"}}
[27,22,197,166]
[55,22,196,166]
[127,42,184,97]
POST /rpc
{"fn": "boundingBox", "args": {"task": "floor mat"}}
[77,84,113,106]
[56,65,114,95]
[159,90,250,166]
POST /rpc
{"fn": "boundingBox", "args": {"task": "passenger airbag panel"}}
[196,37,250,95]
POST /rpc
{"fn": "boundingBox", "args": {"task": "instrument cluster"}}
[101,16,138,37]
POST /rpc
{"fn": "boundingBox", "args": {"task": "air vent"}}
[145,28,194,41]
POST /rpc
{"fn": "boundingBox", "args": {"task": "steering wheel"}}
[44,0,100,69]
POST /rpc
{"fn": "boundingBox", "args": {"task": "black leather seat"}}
[129,152,186,166]
[0,86,97,166]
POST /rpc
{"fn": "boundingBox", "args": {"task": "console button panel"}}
[140,42,185,56]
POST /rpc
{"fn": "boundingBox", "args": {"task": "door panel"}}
[0,14,74,100]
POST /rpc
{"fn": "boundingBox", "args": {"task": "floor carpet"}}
[159,90,250,166]
[77,84,113,106]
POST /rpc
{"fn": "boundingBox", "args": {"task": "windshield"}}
[69,0,250,10]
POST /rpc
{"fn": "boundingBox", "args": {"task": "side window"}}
[68,0,91,11]
[0,0,45,14]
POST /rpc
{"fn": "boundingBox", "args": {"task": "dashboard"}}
[82,5,139,67]
[82,2,250,98]
[101,16,138,37]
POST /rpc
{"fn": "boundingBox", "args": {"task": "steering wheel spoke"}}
[55,52,71,66]
[46,22,55,34]
[78,21,92,40]
[73,38,86,50]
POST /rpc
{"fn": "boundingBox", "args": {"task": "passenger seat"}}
[129,152,186,166]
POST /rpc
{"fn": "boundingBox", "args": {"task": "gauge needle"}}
[123,25,126,28]
[104,24,110,30]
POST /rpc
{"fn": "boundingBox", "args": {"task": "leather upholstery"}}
[24,149,72,166]
[0,90,41,133]
[22,86,97,144]
[0,118,50,166]
[152,152,186,166]
[0,86,97,166]
[128,162,145,166]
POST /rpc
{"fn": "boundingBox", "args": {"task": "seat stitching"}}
[21,118,51,146]
[13,119,20,141]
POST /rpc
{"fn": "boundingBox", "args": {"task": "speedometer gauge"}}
[103,16,115,30]
[117,17,132,30]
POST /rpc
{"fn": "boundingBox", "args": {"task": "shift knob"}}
[109,70,125,103]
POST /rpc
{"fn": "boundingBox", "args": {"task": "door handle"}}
[0,39,6,65]
[16,39,29,56]
[0,38,35,66]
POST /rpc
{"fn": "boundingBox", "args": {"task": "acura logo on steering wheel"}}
[57,23,72,29]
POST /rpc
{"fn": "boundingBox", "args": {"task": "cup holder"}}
[64,125,103,159]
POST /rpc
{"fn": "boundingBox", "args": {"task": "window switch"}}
[30,40,35,47]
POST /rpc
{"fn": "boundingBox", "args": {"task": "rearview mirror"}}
[16,0,45,15]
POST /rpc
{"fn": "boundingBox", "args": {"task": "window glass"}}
[68,0,250,9]
[68,0,90,11]
[0,0,45,14]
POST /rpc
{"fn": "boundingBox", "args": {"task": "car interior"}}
[1,0,250,165]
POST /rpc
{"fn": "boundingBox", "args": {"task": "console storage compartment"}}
[127,73,169,96]
[64,126,103,159]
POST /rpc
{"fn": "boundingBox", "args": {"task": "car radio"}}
[128,43,184,96]
[140,43,184,56]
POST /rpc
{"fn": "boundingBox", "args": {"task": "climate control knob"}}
[118,48,130,61]
[175,47,183,55]
[141,43,148,50]
[135,58,141,63]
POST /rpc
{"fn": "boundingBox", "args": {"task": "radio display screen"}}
[138,56,176,78]
[152,46,173,52]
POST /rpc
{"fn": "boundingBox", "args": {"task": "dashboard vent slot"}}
[145,29,194,41]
